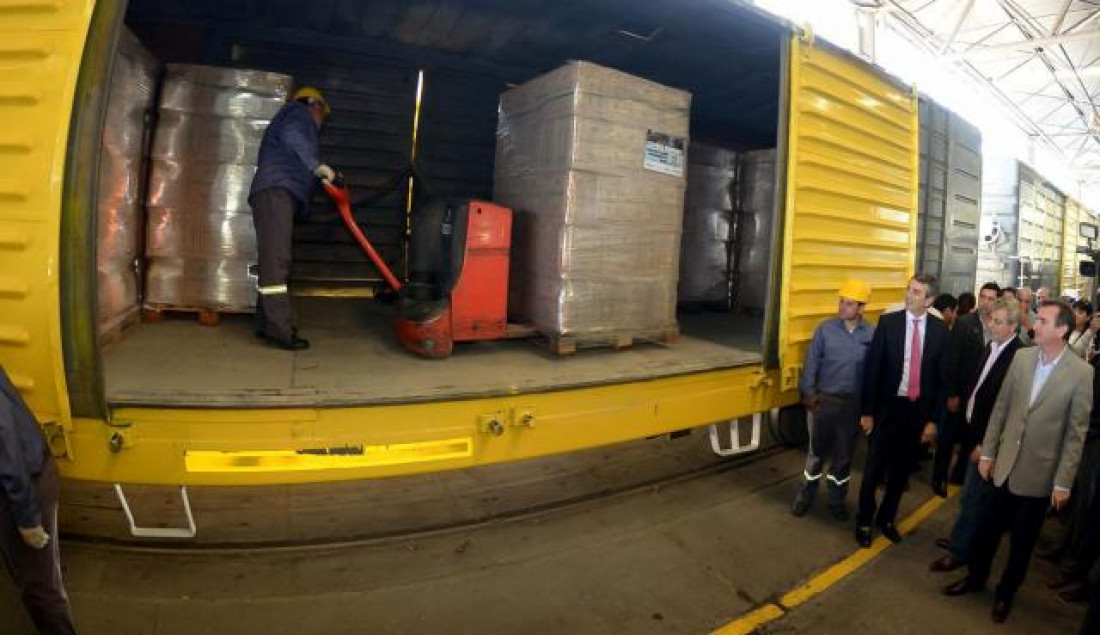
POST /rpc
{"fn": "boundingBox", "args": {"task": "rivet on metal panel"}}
[108,426,135,453]
[478,413,506,437]
[42,421,71,459]
[512,407,537,429]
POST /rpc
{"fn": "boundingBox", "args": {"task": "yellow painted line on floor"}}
[711,490,954,634]
[711,604,786,635]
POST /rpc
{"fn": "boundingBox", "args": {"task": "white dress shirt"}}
[1030,346,1067,407]
[897,311,927,397]
[966,335,1015,423]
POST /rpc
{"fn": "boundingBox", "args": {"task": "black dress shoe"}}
[943,578,983,596]
[992,597,1012,623]
[932,482,948,498]
[855,525,873,548]
[936,538,951,550]
[930,555,965,573]
[877,522,903,544]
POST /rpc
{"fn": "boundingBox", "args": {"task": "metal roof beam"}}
[940,0,975,53]
[942,28,1100,59]
[1052,0,1075,35]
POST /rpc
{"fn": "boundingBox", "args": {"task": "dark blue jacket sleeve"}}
[862,314,888,418]
[0,393,40,528]
[279,109,321,174]
[799,325,825,397]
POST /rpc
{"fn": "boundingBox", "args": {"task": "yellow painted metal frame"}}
[68,366,791,485]
[0,1,93,425]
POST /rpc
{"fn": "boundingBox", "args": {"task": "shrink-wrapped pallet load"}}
[494,61,691,348]
[737,149,776,314]
[97,29,158,337]
[144,64,293,311]
[678,143,736,306]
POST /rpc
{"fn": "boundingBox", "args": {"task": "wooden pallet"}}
[98,306,142,350]
[142,305,253,327]
[545,327,680,357]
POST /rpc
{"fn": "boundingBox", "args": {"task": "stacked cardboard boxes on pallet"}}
[494,61,691,351]
[144,64,293,314]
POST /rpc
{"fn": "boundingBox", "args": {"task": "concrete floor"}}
[3,444,1088,634]
[104,299,763,406]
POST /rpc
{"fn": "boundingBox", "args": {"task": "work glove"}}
[314,164,336,183]
[18,525,49,550]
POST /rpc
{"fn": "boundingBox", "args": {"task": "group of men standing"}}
[796,273,1094,626]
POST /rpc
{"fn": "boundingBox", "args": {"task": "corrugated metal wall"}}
[916,97,981,295]
[978,157,1065,293]
[1018,163,1065,292]
[1063,197,1085,296]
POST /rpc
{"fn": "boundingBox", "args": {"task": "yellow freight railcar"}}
[0,1,918,537]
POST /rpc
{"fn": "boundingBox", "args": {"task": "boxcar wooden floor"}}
[103,298,764,407]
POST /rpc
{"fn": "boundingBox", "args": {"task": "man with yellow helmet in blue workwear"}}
[792,278,875,521]
[249,86,337,351]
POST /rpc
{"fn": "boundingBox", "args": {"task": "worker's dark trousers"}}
[250,187,297,343]
[0,456,77,635]
[796,396,859,508]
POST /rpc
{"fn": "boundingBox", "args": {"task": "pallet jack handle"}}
[323,180,404,292]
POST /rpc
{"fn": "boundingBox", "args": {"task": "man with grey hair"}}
[932,298,1023,573]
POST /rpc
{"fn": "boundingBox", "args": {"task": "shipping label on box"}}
[644,130,685,176]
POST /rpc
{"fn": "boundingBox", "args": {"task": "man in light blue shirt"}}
[792,279,874,521]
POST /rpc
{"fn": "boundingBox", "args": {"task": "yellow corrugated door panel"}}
[778,33,919,391]
[0,1,94,421]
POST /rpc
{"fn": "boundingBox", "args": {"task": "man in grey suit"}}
[943,300,1093,624]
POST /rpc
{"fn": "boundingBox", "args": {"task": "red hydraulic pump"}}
[323,180,516,358]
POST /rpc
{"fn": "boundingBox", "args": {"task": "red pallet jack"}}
[323,179,534,358]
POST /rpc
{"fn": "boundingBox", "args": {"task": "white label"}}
[644,130,685,177]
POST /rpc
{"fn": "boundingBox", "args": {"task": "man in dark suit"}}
[934,282,1001,494]
[855,273,949,548]
[931,297,1022,572]
[944,300,1093,623]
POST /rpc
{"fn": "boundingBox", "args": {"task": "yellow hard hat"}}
[292,86,330,116]
[838,278,871,304]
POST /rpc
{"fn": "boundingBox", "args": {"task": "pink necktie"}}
[908,318,922,402]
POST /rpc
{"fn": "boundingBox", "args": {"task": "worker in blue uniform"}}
[249,86,337,351]
[0,366,77,635]
[792,278,874,521]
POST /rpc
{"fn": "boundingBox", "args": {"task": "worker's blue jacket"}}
[0,366,46,528]
[249,101,322,208]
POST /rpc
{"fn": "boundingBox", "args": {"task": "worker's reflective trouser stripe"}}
[795,397,860,507]
[251,187,298,343]
[257,284,288,295]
